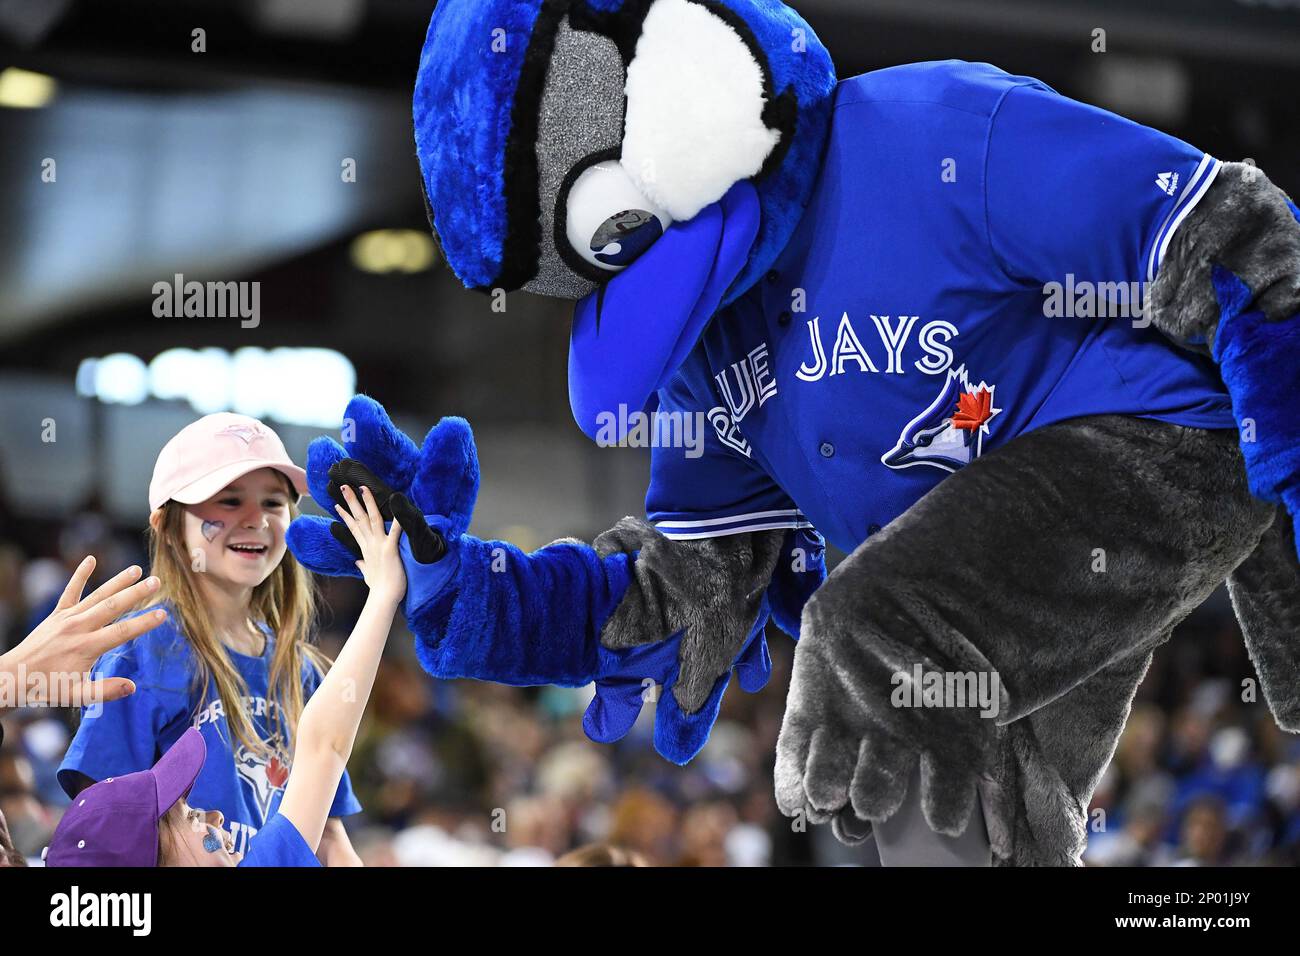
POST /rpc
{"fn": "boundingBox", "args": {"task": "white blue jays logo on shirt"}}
[233,741,290,822]
[881,366,1001,473]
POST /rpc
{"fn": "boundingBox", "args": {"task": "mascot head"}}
[414,0,837,436]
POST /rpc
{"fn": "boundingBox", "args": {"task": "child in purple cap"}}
[47,482,405,866]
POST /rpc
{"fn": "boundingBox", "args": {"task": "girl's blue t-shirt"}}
[57,605,362,856]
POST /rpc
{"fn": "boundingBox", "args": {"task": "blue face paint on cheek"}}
[203,828,224,854]
[201,520,224,542]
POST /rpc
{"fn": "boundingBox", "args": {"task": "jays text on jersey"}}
[647,61,1234,553]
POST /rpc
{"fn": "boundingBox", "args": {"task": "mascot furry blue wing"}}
[287,394,825,765]
[290,0,1300,865]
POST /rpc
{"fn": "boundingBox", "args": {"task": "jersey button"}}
[778,310,792,327]
[819,442,835,458]
[868,523,882,535]
[766,270,780,285]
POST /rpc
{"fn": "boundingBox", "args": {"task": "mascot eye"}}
[565,160,672,273]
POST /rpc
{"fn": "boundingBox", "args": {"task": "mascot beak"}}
[568,178,761,441]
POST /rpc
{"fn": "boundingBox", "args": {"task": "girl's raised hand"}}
[334,484,407,606]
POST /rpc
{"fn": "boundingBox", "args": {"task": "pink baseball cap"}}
[149,413,308,512]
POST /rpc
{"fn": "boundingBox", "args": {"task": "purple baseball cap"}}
[44,728,206,867]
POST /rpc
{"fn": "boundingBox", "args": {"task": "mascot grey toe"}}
[291,0,1300,866]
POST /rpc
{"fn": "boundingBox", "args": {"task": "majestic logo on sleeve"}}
[882,366,1001,473]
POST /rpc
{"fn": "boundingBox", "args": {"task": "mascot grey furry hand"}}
[322,0,1300,866]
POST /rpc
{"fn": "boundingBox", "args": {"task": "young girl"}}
[57,413,363,863]
[46,481,405,866]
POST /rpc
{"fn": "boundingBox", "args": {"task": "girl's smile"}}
[227,541,270,561]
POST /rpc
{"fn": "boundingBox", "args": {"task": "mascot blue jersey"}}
[646,60,1235,554]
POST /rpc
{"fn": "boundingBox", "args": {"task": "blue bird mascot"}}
[289,0,1300,865]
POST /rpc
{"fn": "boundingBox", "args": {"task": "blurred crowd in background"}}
[2,503,1298,867]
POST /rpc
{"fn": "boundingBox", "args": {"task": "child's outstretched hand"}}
[334,484,406,606]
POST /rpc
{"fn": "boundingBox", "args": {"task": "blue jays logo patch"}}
[882,366,1001,473]
[234,742,290,823]
[217,422,265,445]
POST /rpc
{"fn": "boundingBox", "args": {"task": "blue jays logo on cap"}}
[882,366,1003,473]
[216,422,265,445]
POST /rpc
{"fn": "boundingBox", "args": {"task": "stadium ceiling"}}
[2,0,1297,93]
[2,0,1297,364]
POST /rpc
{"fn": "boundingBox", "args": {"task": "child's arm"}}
[277,483,404,857]
[316,818,363,867]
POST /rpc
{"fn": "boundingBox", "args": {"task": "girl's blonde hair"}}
[147,472,329,761]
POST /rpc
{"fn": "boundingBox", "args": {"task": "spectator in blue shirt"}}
[46,479,407,867]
